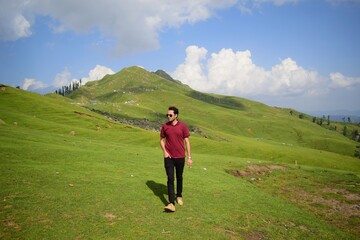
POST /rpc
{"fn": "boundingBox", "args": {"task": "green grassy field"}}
[1,70,359,240]
[68,67,359,158]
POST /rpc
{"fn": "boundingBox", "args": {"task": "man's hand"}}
[187,158,193,168]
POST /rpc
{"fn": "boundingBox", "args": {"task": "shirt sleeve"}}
[183,124,190,138]
[160,125,166,138]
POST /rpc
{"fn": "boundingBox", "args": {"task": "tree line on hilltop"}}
[290,110,360,159]
[54,79,82,96]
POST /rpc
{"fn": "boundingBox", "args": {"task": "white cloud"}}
[81,65,115,85]
[0,0,303,54]
[53,68,72,88]
[269,58,320,96]
[53,65,114,89]
[330,72,360,88]
[0,1,32,41]
[172,46,208,91]
[22,65,114,93]
[327,0,360,6]
[0,0,236,54]
[207,48,269,95]
[237,0,300,14]
[172,45,357,99]
[254,0,300,5]
[22,78,47,90]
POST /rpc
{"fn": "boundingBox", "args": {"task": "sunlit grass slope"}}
[69,66,358,159]
[0,82,359,239]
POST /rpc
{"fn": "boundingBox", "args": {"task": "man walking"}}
[160,106,192,212]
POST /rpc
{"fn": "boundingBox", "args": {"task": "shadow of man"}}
[146,180,168,205]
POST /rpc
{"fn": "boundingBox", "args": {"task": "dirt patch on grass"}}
[282,185,360,236]
[230,165,360,236]
[2,216,21,232]
[214,226,268,240]
[104,212,118,226]
[322,187,360,201]
[286,186,360,217]
[243,231,267,240]
[104,212,117,220]
[230,164,287,179]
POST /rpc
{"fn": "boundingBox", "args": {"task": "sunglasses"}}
[166,114,173,117]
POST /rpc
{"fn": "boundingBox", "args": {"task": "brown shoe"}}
[176,197,183,206]
[164,203,175,212]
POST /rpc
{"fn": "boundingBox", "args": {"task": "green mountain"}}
[69,66,358,162]
[1,67,359,239]
[152,69,177,82]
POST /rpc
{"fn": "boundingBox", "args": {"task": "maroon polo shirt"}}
[160,121,190,158]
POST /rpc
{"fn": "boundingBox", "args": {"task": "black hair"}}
[168,106,179,115]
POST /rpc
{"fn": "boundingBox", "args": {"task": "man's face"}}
[167,110,177,121]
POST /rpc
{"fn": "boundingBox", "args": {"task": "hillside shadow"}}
[187,91,245,110]
[146,180,168,205]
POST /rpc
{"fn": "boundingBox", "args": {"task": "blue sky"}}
[1,0,360,114]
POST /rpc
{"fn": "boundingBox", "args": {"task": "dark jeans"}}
[164,157,185,205]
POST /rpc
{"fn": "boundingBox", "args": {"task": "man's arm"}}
[160,137,170,158]
[184,137,192,167]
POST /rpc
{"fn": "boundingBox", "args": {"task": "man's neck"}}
[171,119,178,126]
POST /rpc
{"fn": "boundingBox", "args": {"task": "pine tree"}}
[343,126,348,136]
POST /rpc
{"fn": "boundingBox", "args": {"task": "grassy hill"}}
[69,66,359,163]
[0,67,359,240]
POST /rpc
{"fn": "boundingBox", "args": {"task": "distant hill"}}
[330,115,360,123]
[67,66,359,158]
[305,110,360,123]
[152,69,175,81]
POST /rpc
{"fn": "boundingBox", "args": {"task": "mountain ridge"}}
[1,65,359,159]
[65,66,359,158]
[1,76,359,170]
